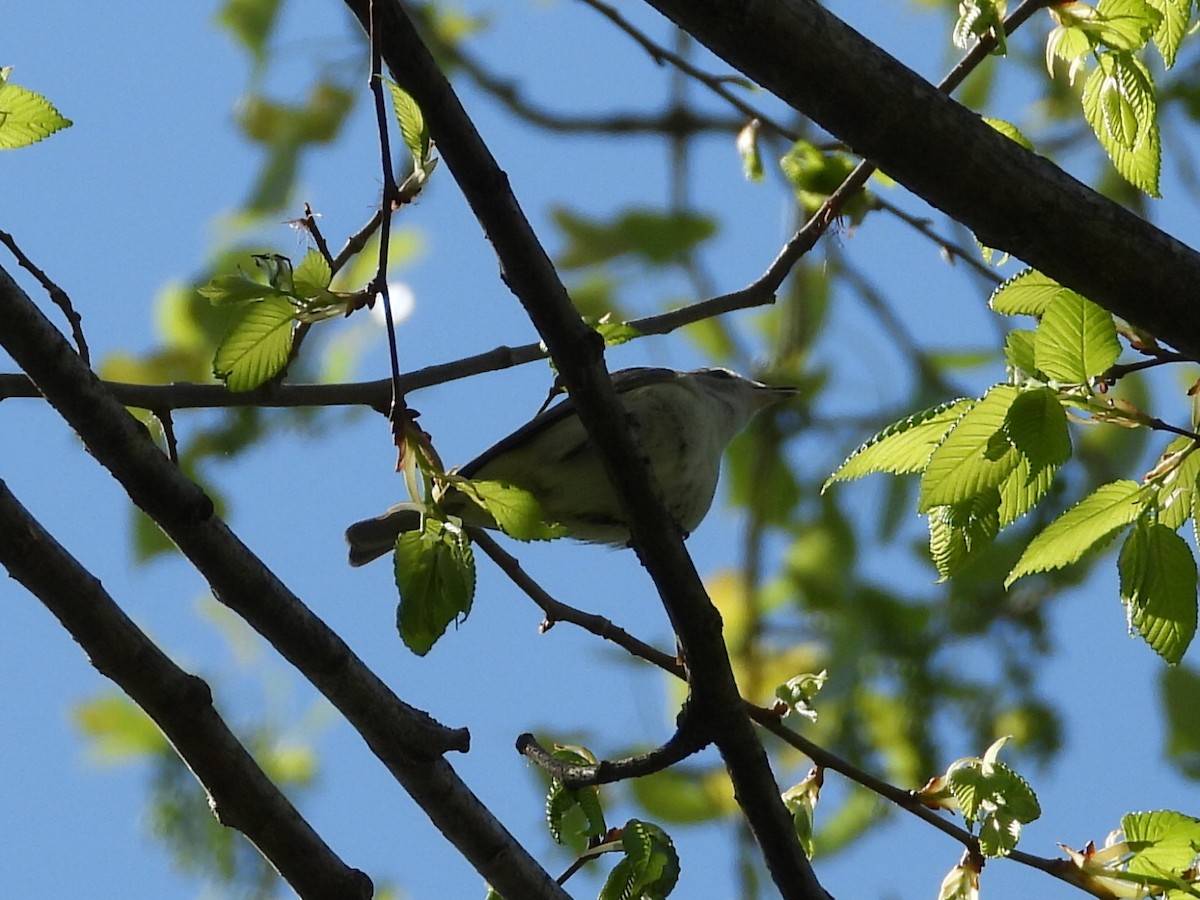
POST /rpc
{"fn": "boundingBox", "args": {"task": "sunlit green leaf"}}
[1007,480,1148,585]
[1081,52,1160,195]
[600,820,679,900]
[73,694,169,762]
[0,68,73,149]
[212,296,297,391]
[455,478,567,541]
[394,517,475,655]
[383,79,431,165]
[554,207,716,269]
[1122,809,1200,877]
[989,269,1065,317]
[1119,520,1197,663]
[919,385,1020,512]
[824,398,975,488]
[929,491,1001,580]
[1147,0,1191,67]
[1034,290,1121,383]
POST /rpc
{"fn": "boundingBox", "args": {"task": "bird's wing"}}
[459,367,677,477]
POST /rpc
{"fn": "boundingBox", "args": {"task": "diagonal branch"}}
[638,0,1200,360]
[343,2,826,896]
[0,262,569,900]
[0,480,372,899]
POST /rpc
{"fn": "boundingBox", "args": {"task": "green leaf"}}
[383,79,431,164]
[781,772,821,860]
[1122,809,1200,877]
[0,68,73,149]
[929,491,1001,580]
[545,745,606,845]
[1004,329,1040,378]
[394,517,475,656]
[998,453,1059,528]
[947,743,1040,858]
[1152,437,1200,530]
[454,479,568,541]
[554,207,716,269]
[1147,0,1191,67]
[215,0,282,62]
[954,0,1006,52]
[199,272,286,305]
[212,295,297,391]
[1034,290,1121,383]
[1095,0,1162,50]
[779,142,870,221]
[982,117,1033,150]
[919,385,1020,512]
[1119,521,1197,663]
[824,398,975,488]
[1004,388,1072,474]
[601,821,679,900]
[1007,480,1148,585]
[1082,52,1161,196]
[292,248,332,298]
[989,269,1065,316]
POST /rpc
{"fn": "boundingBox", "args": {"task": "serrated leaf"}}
[919,386,1020,512]
[1095,0,1162,50]
[212,295,298,391]
[383,79,431,164]
[1147,0,1191,67]
[394,518,475,655]
[544,745,606,846]
[1034,290,1121,383]
[929,491,1001,580]
[0,70,73,149]
[1119,521,1197,663]
[948,756,1040,858]
[292,248,332,298]
[998,453,1059,528]
[1152,437,1200,530]
[1004,329,1040,378]
[1122,809,1200,877]
[989,269,1065,316]
[824,398,975,488]
[1007,480,1148,585]
[600,820,679,900]
[1005,388,1072,474]
[454,479,567,541]
[1082,52,1161,195]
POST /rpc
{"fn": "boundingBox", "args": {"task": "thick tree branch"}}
[345,2,825,896]
[640,0,1200,360]
[0,263,569,900]
[0,481,372,899]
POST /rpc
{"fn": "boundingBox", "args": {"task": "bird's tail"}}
[345,502,425,567]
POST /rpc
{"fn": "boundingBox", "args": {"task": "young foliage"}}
[953,0,1008,54]
[450,478,567,542]
[780,769,823,860]
[918,385,1021,512]
[204,251,364,390]
[736,118,764,182]
[1006,480,1148,584]
[1060,810,1200,896]
[544,744,608,846]
[945,738,1041,858]
[393,516,475,656]
[0,67,73,149]
[824,398,975,487]
[1033,290,1121,383]
[1119,520,1198,663]
[600,820,680,900]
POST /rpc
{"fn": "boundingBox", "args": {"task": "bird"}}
[345,367,795,566]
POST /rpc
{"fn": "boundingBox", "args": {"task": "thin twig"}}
[0,228,90,365]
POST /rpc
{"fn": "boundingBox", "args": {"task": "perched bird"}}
[346,367,795,566]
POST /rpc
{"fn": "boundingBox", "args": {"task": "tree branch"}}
[0,480,373,899]
[345,2,826,895]
[0,262,569,900]
[638,0,1200,360]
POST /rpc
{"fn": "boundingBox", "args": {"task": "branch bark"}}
[0,481,372,899]
[640,0,1200,360]
[0,262,569,900]
[344,1,826,896]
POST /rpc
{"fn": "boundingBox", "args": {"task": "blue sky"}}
[2,2,1197,898]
